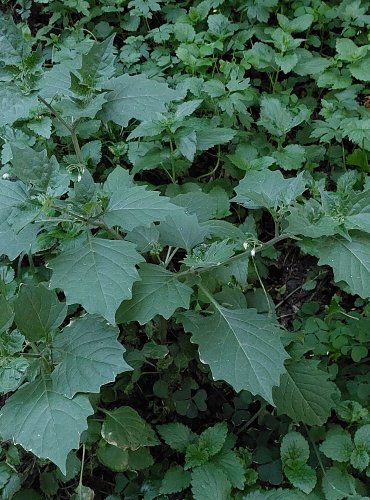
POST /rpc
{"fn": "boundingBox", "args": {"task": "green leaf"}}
[350,448,369,471]
[284,464,316,494]
[159,211,208,251]
[320,427,353,462]
[116,263,192,324]
[304,233,370,299]
[196,127,236,151]
[354,424,370,451]
[102,73,178,127]
[0,377,93,474]
[350,56,370,81]
[211,449,245,489]
[48,235,144,324]
[172,191,218,223]
[258,98,310,137]
[182,307,288,404]
[191,464,231,500]
[272,144,306,170]
[11,146,59,189]
[0,180,28,220]
[0,222,40,261]
[277,13,314,32]
[233,170,306,209]
[294,49,331,76]
[345,189,370,234]
[14,284,67,342]
[321,466,355,500]
[281,432,310,464]
[197,422,228,457]
[182,241,235,269]
[0,13,24,65]
[286,201,339,238]
[157,423,196,453]
[0,85,38,127]
[275,53,298,74]
[51,315,131,398]
[273,359,336,425]
[97,444,153,473]
[160,465,191,495]
[0,295,14,334]
[104,185,179,231]
[78,34,116,87]
[336,38,367,62]
[101,406,159,450]
[244,489,310,500]
[0,357,29,394]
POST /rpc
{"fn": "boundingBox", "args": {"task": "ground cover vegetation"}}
[0,0,369,497]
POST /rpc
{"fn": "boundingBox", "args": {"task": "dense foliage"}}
[0,0,369,498]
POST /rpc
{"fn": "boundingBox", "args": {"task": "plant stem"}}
[176,233,292,278]
[77,444,86,495]
[159,316,168,343]
[198,283,221,309]
[38,96,83,164]
[237,403,267,435]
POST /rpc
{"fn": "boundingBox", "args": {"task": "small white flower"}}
[251,248,256,257]
[2,173,10,180]
[243,241,249,250]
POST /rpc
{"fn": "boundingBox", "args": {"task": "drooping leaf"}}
[181,241,235,269]
[116,263,192,324]
[104,185,179,231]
[158,211,208,251]
[0,377,93,473]
[102,73,179,127]
[101,406,159,450]
[0,85,38,126]
[0,357,29,394]
[0,180,28,220]
[48,235,144,324]
[51,315,132,398]
[233,170,306,210]
[273,359,336,425]
[0,221,40,261]
[14,284,67,342]
[303,233,370,299]
[181,306,288,404]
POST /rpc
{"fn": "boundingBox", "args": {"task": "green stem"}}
[77,444,86,495]
[198,283,221,309]
[169,138,176,183]
[236,403,267,435]
[159,317,168,343]
[176,233,293,278]
[38,96,83,164]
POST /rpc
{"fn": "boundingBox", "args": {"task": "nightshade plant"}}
[0,0,369,498]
